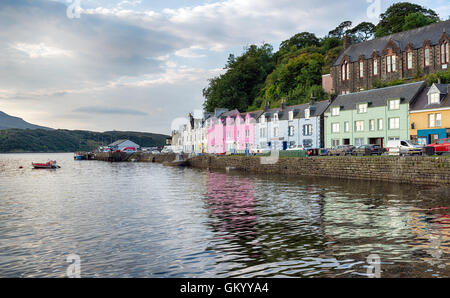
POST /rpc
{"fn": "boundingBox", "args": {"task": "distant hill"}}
[0,129,169,153]
[0,111,52,130]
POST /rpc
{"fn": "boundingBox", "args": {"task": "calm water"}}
[0,153,448,278]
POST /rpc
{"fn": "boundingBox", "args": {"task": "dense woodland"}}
[203,2,447,112]
[0,129,168,153]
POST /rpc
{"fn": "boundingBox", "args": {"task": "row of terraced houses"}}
[171,20,450,154]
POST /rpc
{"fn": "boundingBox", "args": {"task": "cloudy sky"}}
[0,0,448,134]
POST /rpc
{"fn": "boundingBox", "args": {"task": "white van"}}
[385,140,423,156]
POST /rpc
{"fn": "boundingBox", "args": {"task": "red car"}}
[427,138,450,155]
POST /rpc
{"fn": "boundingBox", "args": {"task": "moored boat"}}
[32,160,60,169]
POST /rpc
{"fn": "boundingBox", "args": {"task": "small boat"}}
[32,160,60,169]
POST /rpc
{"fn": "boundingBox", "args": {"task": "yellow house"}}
[410,83,450,145]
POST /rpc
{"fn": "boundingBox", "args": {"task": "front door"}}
[429,134,439,144]
[282,141,288,150]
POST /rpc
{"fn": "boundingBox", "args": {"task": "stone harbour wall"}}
[186,155,450,186]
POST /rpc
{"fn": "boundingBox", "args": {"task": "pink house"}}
[207,110,257,154]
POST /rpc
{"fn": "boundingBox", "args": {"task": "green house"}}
[324,81,426,148]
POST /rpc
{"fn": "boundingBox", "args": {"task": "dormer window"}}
[274,113,278,122]
[331,107,340,116]
[430,93,440,104]
[260,115,265,124]
[389,99,400,110]
[288,111,294,121]
[305,109,310,119]
[358,103,367,113]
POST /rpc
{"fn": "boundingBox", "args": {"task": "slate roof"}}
[410,83,450,111]
[333,20,450,66]
[326,81,426,112]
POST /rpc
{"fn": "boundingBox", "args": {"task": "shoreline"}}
[93,152,450,187]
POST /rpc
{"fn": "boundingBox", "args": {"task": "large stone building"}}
[330,20,450,95]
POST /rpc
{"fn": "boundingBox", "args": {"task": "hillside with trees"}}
[203,2,446,112]
[0,129,169,153]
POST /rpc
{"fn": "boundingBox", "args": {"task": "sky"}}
[0,0,448,134]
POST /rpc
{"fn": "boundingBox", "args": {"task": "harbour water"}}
[0,153,448,277]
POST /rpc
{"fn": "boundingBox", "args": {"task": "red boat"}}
[32,160,60,169]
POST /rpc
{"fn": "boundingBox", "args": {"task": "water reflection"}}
[0,153,448,278]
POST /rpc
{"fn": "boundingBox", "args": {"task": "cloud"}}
[11,42,73,58]
[73,106,148,116]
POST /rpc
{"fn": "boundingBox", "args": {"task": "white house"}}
[108,139,140,151]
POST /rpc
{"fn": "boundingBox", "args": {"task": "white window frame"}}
[332,123,340,133]
[355,120,364,132]
[424,48,430,67]
[358,103,367,113]
[369,119,375,131]
[373,59,378,75]
[304,109,310,119]
[331,107,340,116]
[430,93,440,104]
[378,119,383,130]
[389,117,400,130]
[389,99,400,110]
[359,61,364,78]
[436,113,441,127]
[407,51,413,70]
[344,121,349,132]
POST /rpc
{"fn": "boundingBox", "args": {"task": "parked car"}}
[385,140,423,156]
[427,138,450,155]
[352,144,384,156]
[327,145,355,156]
[286,145,305,151]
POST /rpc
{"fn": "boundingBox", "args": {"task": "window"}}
[392,55,397,71]
[355,138,364,147]
[332,107,340,116]
[387,56,392,73]
[237,130,240,138]
[260,128,266,138]
[288,126,294,136]
[430,93,440,104]
[274,113,278,122]
[304,124,312,136]
[389,117,400,129]
[436,113,441,127]
[355,120,364,132]
[378,119,383,130]
[288,111,294,121]
[441,42,449,64]
[261,115,265,124]
[389,137,400,141]
[303,139,313,148]
[369,119,375,131]
[273,127,279,137]
[358,103,367,113]
[373,59,378,75]
[332,139,340,147]
[341,62,349,81]
[389,99,400,110]
[332,123,340,133]
[245,129,250,138]
[407,51,413,69]
[359,61,364,78]
[304,109,310,119]
[424,48,430,66]
[344,121,350,132]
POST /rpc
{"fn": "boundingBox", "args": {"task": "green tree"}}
[279,32,320,52]
[374,2,440,37]
[348,22,376,42]
[203,44,275,112]
[328,21,352,39]
[402,12,437,31]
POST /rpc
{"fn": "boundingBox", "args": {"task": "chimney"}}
[437,76,441,84]
[264,101,270,112]
[281,98,287,111]
[310,92,317,106]
[343,34,352,50]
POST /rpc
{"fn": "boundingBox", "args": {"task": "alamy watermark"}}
[366,254,381,278]
[66,254,81,278]
[66,0,82,19]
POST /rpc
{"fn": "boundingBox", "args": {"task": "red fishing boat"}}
[32,160,60,169]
